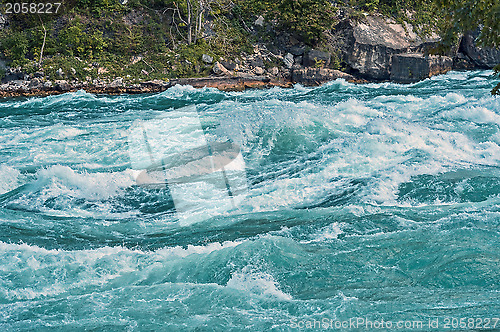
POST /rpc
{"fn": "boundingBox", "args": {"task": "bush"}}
[276,0,336,44]
[59,20,107,57]
[0,32,29,64]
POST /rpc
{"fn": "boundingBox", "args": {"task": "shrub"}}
[0,32,29,64]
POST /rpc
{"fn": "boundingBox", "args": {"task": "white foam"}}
[0,165,21,195]
[34,165,136,199]
[0,240,245,301]
[226,267,292,301]
[302,222,344,243]
[442,105,500,125]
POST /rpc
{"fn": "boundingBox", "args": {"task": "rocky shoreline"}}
[0,75,294,98]
[1,15,498,98]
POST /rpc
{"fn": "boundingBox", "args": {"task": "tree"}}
[165,0,214,46]
[435,0,500,94]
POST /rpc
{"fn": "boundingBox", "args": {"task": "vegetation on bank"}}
[0,0,498,92]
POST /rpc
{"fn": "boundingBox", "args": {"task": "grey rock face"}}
[1,71,24,83]
[453,52,475,70]
[460,30,500,68]
[288,45,306,56]
[332,16,442,80]
[390,54,452,83]
[303,50,331,67]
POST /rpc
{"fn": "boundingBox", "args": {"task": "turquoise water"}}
[0,71,499,331]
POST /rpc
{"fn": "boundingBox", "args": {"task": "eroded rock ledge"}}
[0,76,293,98]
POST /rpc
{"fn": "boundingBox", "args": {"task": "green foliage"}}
[331,51,346,71]
[232,0,336,45]
[59,20,107,57]
[76,0,122,14]
[0,32,29,65]
[276,0,336,44]
[435,0,499,47]
[313,58,325,68]
[432,0,499,94]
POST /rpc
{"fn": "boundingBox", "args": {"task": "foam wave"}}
[4,165,140,218]
[226,268,292,301]
[0,239,245,301]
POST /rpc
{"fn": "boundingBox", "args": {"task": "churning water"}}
[0,71,499,331]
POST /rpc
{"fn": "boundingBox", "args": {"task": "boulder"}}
[55,80,71,91]
[303,49,331,67]
[292,68,355,85]
[460,30,500,68]
[288,45,306,56]
[283,53,294,69]
[130,56,143,65]
[212,62,229,76]
[269,67,279,76]
[220,61,239,71]
[254,15,265,27]
[390,54,452,83]
[253,67,265,75]
[202,54,213,64]
[28,78,43,89]
[250,56,265,68]
[109,77,124,88]
[332,15,441,80]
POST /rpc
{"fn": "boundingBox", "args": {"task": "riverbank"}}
[1,13,499,98]
[0,70,375,98]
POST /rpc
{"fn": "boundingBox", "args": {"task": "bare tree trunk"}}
[195,0,203,43]
[186,0,192,44]
[38,17,47,66]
